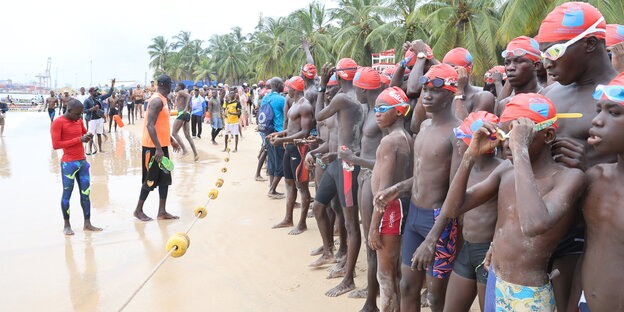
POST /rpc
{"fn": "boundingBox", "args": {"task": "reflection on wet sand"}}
[65,238,100,311]
[0,137,10,177]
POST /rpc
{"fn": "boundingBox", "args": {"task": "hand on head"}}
[455,66,469,93]
[467,121,500,157]
[410,39,428,54]
[320,63,335,86]
[508,118,537,150]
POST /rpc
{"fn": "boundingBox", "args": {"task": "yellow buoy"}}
[224,157,230,162]
[166,234,189,258]
[215,178,224,188]
[194,206,207,219]
[208,189,219,199]
[221,167,227,173]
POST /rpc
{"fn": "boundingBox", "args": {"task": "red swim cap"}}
[380,66,396,85]
[336,58,358,80]
[535,2,605,43]
[500,93,558,129]
[403,44,434,67]
[354,67,382,90]
[302,64,317,79]
[443,48,473,74]
[606,24,624,47]
[288,76,305,92]
[458,111,500,146]
[424,63,459,93]
[259,81,265,86]
[328,73,338,86]
[484,66,507,84]
[283,86,289,93]
[378,87,409,115]
[505,36,542,62]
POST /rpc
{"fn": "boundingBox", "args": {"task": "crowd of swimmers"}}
[249,2,624,311]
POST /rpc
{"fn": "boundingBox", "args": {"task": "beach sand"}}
[0,112,478,311]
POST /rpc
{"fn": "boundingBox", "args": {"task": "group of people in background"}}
[251,2,624,311]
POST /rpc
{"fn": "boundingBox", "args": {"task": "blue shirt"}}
[191,96,206,116]
[262,92,285,132]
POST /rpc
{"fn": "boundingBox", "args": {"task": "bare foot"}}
[84,224,103,231]
[325,280,356,297]
[157,212,180,220]
[357,303,379,312]
[233,149,238,153]
[294,202,302,208]
[309,253,337,267]
[336,249,347,262]
[327,266,347,279]
[310,246,324,256]
[268,193,285,199]
[134,211,153,221]
[307,210,314,218]
[328,259,346,272]
[348,288,368,299]
[272,220,293,229]
[211,141,218,145]
[194,154,199,162]
[182,149,190,156]
[64,226,75,235]
[288,224,307,235]
[255,176,267,181]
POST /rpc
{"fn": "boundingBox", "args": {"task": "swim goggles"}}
[501,48,542,60]
[374,103,411,116]
[419,76,457,88]
[592,84,624,103]
[495,113,583,141]
[541,17,605,61]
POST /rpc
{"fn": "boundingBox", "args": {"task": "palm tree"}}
[209,34,248,84]
[249,17,292,79]
[420,0,501,82]
[193,56,215,84]
[366,0,430,59]
[172,30,192,50]
[148,36,171,73]
[331,0,389,65]
[285,2,335,66]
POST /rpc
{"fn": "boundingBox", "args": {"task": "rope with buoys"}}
[118,147,233,311]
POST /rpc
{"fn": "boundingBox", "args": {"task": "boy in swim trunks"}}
[412,111,508,311]
[375,64,462,312]
[367,87,414,312]
[438,93,585,311]
[51,99,102,235]
[581,73,624,311]
[268,76,314,235]
[171,83,198,161]
[46,91,59,123]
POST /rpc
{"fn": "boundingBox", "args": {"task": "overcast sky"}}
[2,0,332,89]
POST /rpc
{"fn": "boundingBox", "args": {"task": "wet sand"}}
[0,112,477,311]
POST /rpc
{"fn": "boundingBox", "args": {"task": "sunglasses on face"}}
[419,76,456,88]
[501,48,542,60]
[593,84,624,103]
[541,17,605,61]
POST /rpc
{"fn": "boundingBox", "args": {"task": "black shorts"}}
[141,146,172,191]
[176,112,191,122]
[453,241,490,284]
[127,103,135,111]
[314,159,359,208]
[134,100,144,105]
[108,108,118,116]
[283,144,310,182]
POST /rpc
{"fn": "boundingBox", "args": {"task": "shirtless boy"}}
[269,76,314,235]
[496,36,544,116]
[133,84,145,119]
[582,73,624,311]
[338,66,384,309]
[536,3,618,309]
[375,64,461,312]
[171,82,199,161]
[313,59,365,297]
[439,93,585,311]
[412,111,506,311]
[367,87,414,312]
[46,91,59,122]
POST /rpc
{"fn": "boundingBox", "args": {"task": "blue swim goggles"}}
[374,103,411,116]
[593,84,624,103]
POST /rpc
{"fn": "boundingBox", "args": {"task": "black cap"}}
[157,75,172,87]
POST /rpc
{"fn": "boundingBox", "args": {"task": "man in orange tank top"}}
[133,75,181,221]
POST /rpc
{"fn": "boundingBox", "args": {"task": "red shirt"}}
[51,116,87,162]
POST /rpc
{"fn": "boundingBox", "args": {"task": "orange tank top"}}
[142,92,171,147]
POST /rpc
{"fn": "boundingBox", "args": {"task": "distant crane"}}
[35,57,52,91]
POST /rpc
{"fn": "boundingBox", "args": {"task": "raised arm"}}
[510,118,586,237]
[99,79,116,101]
